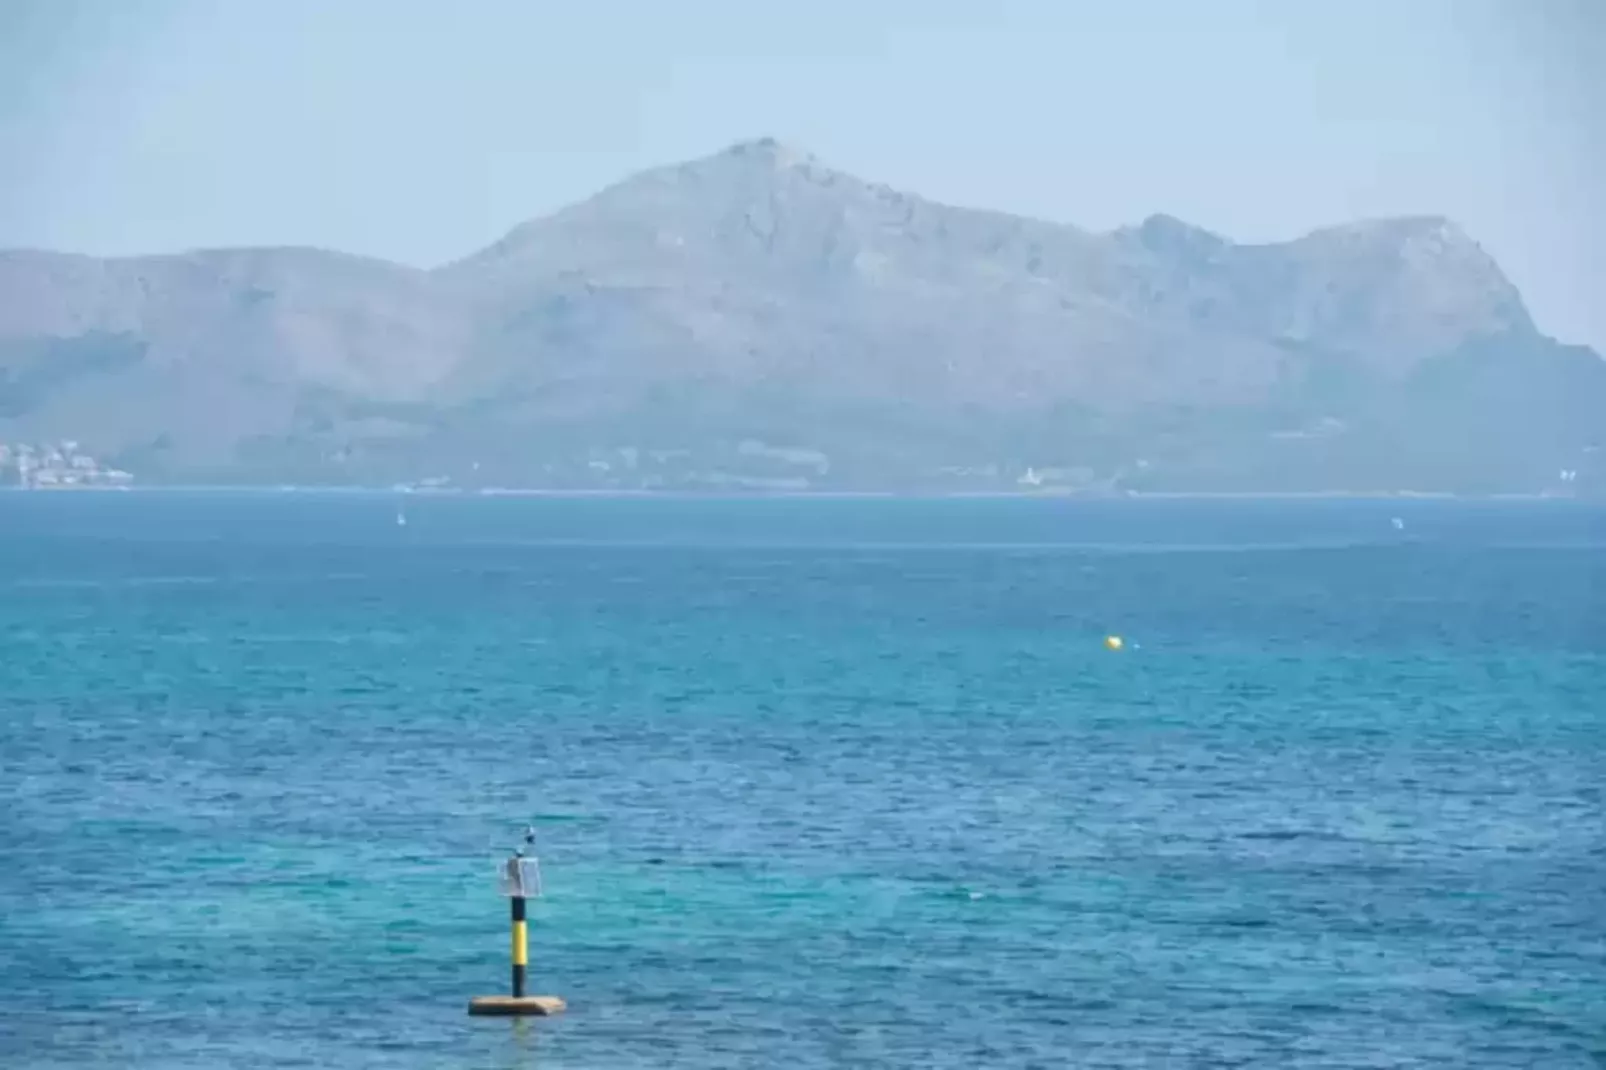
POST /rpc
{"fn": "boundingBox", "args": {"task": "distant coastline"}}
[0,483,1590,503]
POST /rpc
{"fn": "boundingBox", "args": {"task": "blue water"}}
[3,493,1603,1069]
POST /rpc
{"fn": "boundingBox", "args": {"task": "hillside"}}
[1,138,1601,493]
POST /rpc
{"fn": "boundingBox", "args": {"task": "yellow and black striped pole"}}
[468,839,566,1017]
[510,882,528,998]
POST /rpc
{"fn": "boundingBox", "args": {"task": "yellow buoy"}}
[1104,635,1124,651]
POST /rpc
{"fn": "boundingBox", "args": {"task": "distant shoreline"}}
[0,484,1589,503]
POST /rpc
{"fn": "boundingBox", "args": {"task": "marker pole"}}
[468,837,564,1017]
[511,890,528,998]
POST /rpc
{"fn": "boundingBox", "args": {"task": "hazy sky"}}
[2,0,1602,348]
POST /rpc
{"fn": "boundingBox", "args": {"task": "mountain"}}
[1,137,1601,493]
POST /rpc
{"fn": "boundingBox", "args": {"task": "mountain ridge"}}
[0,139,1599,493]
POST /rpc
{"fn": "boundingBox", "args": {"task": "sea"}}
[2,491,1602,1069]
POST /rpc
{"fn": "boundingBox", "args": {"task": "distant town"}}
[0,435,1594,498]
[0,441,134,488]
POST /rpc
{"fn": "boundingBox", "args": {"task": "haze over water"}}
[3,493,1603,1068]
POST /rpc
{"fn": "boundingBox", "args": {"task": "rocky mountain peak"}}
[2,145,1596,493]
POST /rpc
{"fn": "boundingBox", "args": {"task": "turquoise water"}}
[2,493,1602,1068]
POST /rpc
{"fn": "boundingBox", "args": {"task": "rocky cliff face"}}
[0,139,1598,492]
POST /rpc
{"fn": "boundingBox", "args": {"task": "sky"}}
[2,0,1602,349]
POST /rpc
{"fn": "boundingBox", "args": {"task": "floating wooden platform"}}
[468,995,567,1017]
